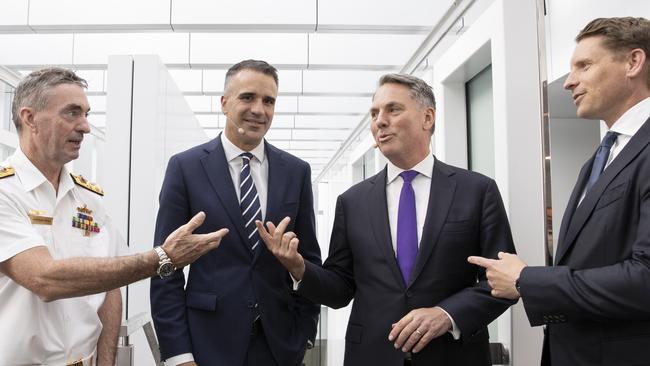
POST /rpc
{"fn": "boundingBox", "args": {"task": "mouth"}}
[243,119,266,126]
[67,138,83,148]
[377,133,394,143]
[572,92,585,104]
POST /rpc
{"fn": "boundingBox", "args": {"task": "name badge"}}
[28,210,53,225]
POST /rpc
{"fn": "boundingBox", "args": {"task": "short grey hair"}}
[11,67,87,132]
[378,73,436,134]
[224,59,278,94]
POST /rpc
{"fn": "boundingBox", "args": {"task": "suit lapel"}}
[199,135,249,249]
[254,142,288,263]
[409,158,456,288]
[556,117,650,264]
[367,167,406,288]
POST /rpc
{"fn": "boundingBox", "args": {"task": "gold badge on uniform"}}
[28,209,53,225]
[72,204,100,237]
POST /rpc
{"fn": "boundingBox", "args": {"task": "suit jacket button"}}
[247,301,255,308]
[406,291,413,298]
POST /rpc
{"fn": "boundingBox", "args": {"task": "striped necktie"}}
[240,152,262,251]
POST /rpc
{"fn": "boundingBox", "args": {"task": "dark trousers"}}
[244,319,280,366]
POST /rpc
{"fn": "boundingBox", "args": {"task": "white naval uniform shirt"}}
[0,149,127,366]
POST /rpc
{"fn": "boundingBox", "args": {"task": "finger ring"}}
[415,329,423,336]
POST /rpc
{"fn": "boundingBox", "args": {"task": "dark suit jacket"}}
[298,157,516,366]
[150,135,322,366]
[520,116,650,366]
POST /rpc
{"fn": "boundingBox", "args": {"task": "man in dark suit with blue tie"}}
[257,73,516,365]
[150,60,321,366]
[469,17,650,365]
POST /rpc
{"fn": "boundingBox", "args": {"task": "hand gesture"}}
[467,251,526,299]
[161,212,229,267]
[256,217,306,279]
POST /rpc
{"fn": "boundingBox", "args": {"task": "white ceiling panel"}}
[292,129,350,141]
[0,0,29,30]
[0,34,73,66]
[270,115,295,129]
[73,33,190,66]
[287,150,336,159]
[290,140,341,150]
[29,0,171,30]
[75,70,106,92]
[298,96,369,114]
[302,70,383,94]
[172,0,316,30]
[87,95,106,113]
[318,0,452,29]
[265,129,292,140]
[295,115,360,129]
[277,70,301,94]
[169,70,203,92]
[202,70,226,93]
[309,33,425,67]
[196,114,219,128]
[190,33,308,67]
[274,96,298,113]
[185,96,214,112]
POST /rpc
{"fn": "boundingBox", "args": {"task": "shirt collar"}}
[386,153,434,185]
[10,148,74,195]
[221,133,266,164]
[609,97,650,137]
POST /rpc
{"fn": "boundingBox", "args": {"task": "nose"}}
[373,110,389,128]
[563,71,577,91]
[78,115,91,134]
[250,98,264,115]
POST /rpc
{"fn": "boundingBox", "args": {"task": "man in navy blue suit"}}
[258,73,516,365]
[150,60,322,366]
[469,17,650,366]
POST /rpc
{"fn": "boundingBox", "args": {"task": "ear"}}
[19,107,37,133]
[423,107,436,133]
[220,95,228,115]
[626,48,647,80]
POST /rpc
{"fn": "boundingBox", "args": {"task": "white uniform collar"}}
[221,133,266,164]
[10,148,74,195]
[608,97,650,137]
[386,152,434,185]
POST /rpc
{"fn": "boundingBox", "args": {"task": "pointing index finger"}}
[467,256,497,269]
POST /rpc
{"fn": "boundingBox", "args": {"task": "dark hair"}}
[224,59,279,93]
[12,67,87,132]
[577,17,650,86]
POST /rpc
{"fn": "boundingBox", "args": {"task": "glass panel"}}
[1,81,15,133]
[466,65,495,178]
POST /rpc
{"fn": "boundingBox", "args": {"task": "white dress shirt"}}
[166,133,269,366]
[579,97,650,204]
[385,153,461,339]
[0,148,127,365]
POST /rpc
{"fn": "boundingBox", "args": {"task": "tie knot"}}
[601,131,619,149]
[400,170,418,184]
[240,152,253,164]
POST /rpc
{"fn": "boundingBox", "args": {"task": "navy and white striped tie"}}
[239,152,262,251]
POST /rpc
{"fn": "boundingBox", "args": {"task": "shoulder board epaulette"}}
[70,173,104,196]
[0,166,15,179]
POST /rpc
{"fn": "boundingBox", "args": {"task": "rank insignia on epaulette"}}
[0,166,15,179]
[72,204,100,237]
[70,173,104,196]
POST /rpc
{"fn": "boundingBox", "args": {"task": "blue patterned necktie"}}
[240,152,262,251]
[585,131,619,193]
[396,170,419,285]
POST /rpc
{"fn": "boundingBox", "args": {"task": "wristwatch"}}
[154,246,176,278]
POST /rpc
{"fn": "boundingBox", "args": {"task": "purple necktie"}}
[396,170,418,285]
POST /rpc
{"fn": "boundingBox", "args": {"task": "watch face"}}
[158,262,175,277]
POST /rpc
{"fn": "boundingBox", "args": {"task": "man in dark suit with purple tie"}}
[469,17,650,366]
[258,73,516,365]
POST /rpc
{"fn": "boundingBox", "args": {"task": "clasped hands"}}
[255,217,452,353]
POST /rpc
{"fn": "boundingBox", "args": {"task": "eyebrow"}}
[62,103,90,113]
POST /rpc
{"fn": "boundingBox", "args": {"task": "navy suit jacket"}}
[150,135,321,366]
[298,158,516,366]
[520,117,650,366]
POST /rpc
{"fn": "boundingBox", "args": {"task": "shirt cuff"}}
[289,272,302,291]
[436,306,461,340]
[165,353,194,366]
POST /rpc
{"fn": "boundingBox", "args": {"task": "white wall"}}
[104,55,207,365]
[546,0,650,82]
